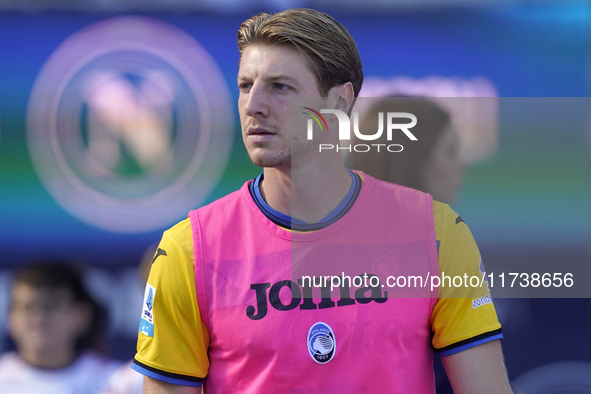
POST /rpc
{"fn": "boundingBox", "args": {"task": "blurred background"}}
[1,0,590,392]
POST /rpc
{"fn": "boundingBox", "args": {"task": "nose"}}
[244,83,269,118]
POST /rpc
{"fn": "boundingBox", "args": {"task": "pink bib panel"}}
[189,173,439,393]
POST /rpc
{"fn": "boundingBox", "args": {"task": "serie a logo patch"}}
[139,284,156,337]
[307,322,336,364]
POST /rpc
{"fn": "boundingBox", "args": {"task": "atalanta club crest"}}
[307,322,336,364]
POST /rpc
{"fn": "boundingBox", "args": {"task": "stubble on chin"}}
[248,148,292,169]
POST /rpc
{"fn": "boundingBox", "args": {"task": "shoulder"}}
[0,351,18,364]
[357,170,426,196]
[432,200,460,223]
[188,182,255,230]
[76,352,122,374]
[191,186,246,216]
[0,352,32,389]
[72,352,122,390]
[165,218,193,254]
[432,201,484,296]
[432,200,472,241]
[356,171,432,211]
[0,352,23,374]
[150,218,195,279]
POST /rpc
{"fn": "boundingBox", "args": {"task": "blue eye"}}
[239,83,252,91]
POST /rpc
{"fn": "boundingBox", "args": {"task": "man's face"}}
[8,283,91,358]
[238,43,323,168]
[421,125,466,204]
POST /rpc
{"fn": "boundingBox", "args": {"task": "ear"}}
[326,82,355,115]
[73,302,93,335]
[7,308,21,342]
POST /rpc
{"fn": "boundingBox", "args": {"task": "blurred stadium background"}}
[1,0,590,392]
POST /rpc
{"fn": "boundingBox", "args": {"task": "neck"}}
[260,160,352,224]
[20,347,76,369]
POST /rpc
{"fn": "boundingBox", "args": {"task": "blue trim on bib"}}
[249,169,360,231]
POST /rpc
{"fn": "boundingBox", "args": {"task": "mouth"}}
[247,127,276,136]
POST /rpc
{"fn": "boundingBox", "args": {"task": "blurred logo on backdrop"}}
[27,17,234,233]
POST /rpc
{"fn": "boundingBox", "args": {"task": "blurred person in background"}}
[346,97,465,205]
[0,261,121,393]
[99,245,156,394]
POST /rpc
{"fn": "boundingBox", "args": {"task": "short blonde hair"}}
[238,8,363,97]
